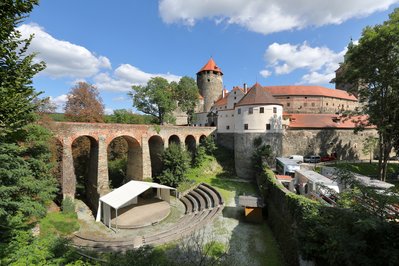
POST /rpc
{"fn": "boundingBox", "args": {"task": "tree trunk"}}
[378,133,384,180]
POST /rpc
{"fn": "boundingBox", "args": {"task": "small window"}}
[260,107,264,113]
[226,125,230,130]
[266,124,271,130]
[249,107,253,114]
[333,103,335,106]
[326,102,328,106]
[305,97,307,99]
[225,106,227,109]
[304,103,307,107]
[347,105,349,108]
[234,97,236,100]
[244,124,248,130]
[234,91,236,95]
[273,107,277,113]
[287,103,290,107]
[311,102,315,107]
[207,79,210,82]
[199,124,202,126]
[238,108,241,114]
[286,96,290,99]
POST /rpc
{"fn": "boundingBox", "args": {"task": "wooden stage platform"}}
[111,198,170,229]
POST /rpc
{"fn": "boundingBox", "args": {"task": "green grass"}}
[254,223,284,266]
[185,147,258,202]
[333,162,399,179]
[40,212,80,237]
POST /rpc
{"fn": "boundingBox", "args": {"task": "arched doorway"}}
[72,135,98,212]
[168,135,181,146]
[149,135,164,177]
[107,136,142,188]
[199,135,207,145]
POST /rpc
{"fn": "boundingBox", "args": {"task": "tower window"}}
[286,97,290,99]
[287,103,290,107]
[244,124,248,130]
[273,107,277,113]
[326,103,328,106]
[266,124,271,130]
[260,107,264,113]
[249,107,253,114]
[304,103,307,107]
[234,97,236,100]
[207,79,210,82]
[238,108,241,114]
[226,125,230,130]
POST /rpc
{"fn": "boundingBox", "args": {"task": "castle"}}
[191,58,376,178]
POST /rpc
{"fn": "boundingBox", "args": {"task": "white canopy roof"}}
[99,180,175,209]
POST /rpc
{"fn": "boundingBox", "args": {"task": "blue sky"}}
[21,0,399,114]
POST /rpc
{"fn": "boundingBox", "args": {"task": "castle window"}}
[286,97,290,99]
[225,106,227,109]
[266,124,271,130]
[244,124,248,130]
[287,103,290,107]
[234,97,236,100]
[304,103,307,107]
[305,97,307,99]
[326,103,328,106]
[312,102,315,107]
[207,79,210,82]
[260,107,264,113]
[238,108,241,114]
[234,91,236,95]
[273,107,277,113]
[249,107,253,114]
[226,125,230,130]
[232,114,234,117]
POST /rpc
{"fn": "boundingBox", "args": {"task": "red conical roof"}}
[197,58,223,75]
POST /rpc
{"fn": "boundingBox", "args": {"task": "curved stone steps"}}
[194,188,212,209]
[189,190,206,211]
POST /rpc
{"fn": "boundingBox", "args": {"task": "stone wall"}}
[216,133,234,151]
[197,71,223,112]
[234,133,283,179]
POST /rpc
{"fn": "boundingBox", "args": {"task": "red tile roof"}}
[276,175,293,180]
[263,85,357,101]
[197,58,223,75]
[236,83,282,107]
[287,114,374,129]
[213,93,229,107]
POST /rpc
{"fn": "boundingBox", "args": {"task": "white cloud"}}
[94,64,181,92]
[49,94,68,112]
[104,108,114,115]
[259,69,271,78]
[112,96,128,102]
[260,42,346,84]
[159,0,398,34]
[18,23,111,78]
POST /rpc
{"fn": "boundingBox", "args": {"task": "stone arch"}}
[72,135,99,212]
[168,135,181,146]
[185,135,197,155]
[149,135,164,177]
[107,136,142,188]
[199,135,207,145]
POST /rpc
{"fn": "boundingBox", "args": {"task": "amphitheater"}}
[73,183,224,250]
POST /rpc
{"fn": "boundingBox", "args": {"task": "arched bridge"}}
[51,122,215,203]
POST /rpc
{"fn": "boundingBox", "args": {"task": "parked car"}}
[288,155,304,163]
[304,155,321,163]
[320,154,337,162]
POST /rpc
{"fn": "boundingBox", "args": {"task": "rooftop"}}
[197,58,223,75]
[287,114,373,129]
[236,83,282,107]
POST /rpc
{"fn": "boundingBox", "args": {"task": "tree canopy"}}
[64,82,105,123]
[0,0,45,140]
[175,76,199,125]
[130,77,177,125]
[336,8,399,180]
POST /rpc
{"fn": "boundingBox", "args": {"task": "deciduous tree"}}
[64,82,105,123]
[130,77,177,125]
[337,8,399,181]
[174,76,199,125]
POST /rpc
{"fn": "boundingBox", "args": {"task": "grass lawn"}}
[40,211,80,237]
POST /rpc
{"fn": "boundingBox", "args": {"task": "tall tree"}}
[0,0,45,140]
[174,76,199,125]
[64,82,105,123]
[337,8,399,181]
[130,77,177,125]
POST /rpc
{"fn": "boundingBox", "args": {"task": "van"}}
[289,155,304,162]
[304,155,321,163]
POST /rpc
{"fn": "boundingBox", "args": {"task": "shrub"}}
[158,143,190,187]
[61,197,75,214]
[200,135,217,155]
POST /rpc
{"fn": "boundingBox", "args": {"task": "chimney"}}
[243,83,247,94]
[222,87,225,98]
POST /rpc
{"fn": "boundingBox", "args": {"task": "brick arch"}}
[168,134,181,146]
[71,135,99,213]
[148,135,164,177]
[185,135,196,154]
[199,134,207,144]
[107,135,143,186]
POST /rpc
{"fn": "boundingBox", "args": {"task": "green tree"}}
[158,143,190,187]
[106,109,156,124]
[174,76,199,125]
[64,82,105,123]
[0,0,45,140]
[130,77,177,125]
[362,136,378,163]
[337,8,399,181]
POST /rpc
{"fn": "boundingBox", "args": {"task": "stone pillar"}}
[62,138,76,199]
[164,138,169,149]
[97,135,109,195]
[142,135,152,180]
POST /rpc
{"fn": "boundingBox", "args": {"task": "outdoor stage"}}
[110,197,170,229]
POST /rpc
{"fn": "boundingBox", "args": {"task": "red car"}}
[320,154,337,162]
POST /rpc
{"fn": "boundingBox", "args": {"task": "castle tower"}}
[197,58,223,112]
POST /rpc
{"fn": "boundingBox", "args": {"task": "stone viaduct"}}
[51,122,215,208]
